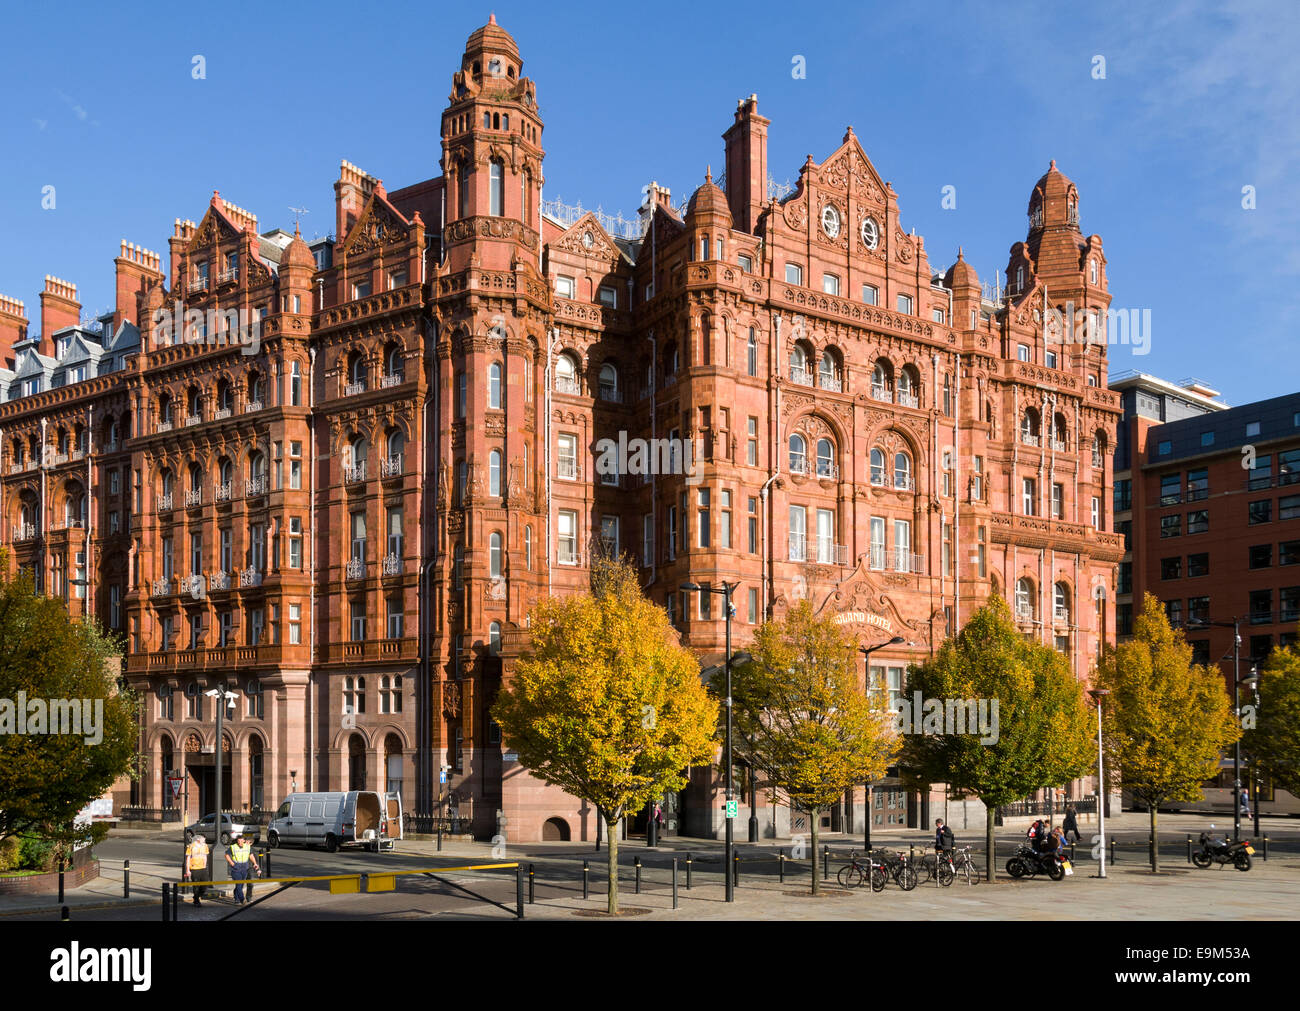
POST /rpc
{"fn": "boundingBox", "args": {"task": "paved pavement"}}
[5,811,1297,920]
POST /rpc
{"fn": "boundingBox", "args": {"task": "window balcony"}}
[344,462,367,484]
[1055,606,1070,624]
[380,371,405,389]
[184,415,201,428]
[185,488,202,508]
[156,422,173,434]
[12,523,36,541]
[1015,603,1035,622]
[891,548,924,574]
[598,385,623,403]
[383,553,402,576]
[1051,439,1066,452]
[788,532,807,562]
[244,401,263,415]
[187,276,208,294]
[214,408,232,421]
[815,538,848,565]
[815,460,839,481]
[896,391,918,409]
[215,483,231,503]
[1020,433,1040,447]
[246,475,268,497]
[380,454,403,478]
[218,267,239,285]
[557,459,577,480]
[239,567,263,588]
[209,570,230,592]
[788,456,808,476]
[554,375,580,395]
[152,578,172,598]
[789,366,813,387]
[69,449,85,462]
[346,557,366,580]
[893,475,915,491]
[817,372,843,393]
[870,385,893,403]
[344,381,367,397]
[157,494,174,513]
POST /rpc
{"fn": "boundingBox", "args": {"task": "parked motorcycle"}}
[1006,843,1068,881]
[1192,829,1254,871]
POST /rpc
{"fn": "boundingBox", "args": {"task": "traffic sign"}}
[439,770,447,784]
[168,776,183,800]
[725,800,738,819]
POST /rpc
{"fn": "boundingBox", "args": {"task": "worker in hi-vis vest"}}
[225,834,261,904]
[183,834,211,906]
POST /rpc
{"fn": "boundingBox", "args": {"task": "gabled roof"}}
[548,211,634,266]
[340,187,413,258]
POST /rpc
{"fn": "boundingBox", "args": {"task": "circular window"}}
[821,205,840,238]
[861,216,880,250]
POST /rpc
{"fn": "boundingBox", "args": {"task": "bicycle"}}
[917,849,956,886]
[836,851,874,889]
[952,845,981,885]
[869,849,917,891]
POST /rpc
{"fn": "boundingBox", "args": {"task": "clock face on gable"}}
[821,204,840,238]
[860,216,880,250]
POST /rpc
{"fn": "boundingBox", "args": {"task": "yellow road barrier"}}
[173,861,520,891]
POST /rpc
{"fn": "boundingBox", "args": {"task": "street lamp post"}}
[205,680,238,875]
[859,636,905,853]
[1088,688,1110,878]
[1187,617,1245,839]
[1240,667,1260,838]
[682,581,741,902]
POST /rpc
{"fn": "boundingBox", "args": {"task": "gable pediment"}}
[342,193,412,257]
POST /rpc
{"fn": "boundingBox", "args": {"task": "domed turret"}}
[686,168,732,226]
[944,247,979,293]
[281,224,315,271]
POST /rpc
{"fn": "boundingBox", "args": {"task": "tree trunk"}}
[1150,805,1159,873]
[986,805,997,883]
[606,817,619,914]
[810,807,820,896]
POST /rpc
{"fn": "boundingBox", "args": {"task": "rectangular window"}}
[288,602,302,644]
[1187,552,1209,577]
[785,263,803,286]
[642,515,654,567]
[387,599,404,639]
[1184,509,1208,534]
[1117,562,1132,594]
[748,587,758,624]
[600,515,619,555]
[1045,350,1058,369]
[558,509,578,564]
[1117,603,1133,637]
[862,284,878,306]
[738,254,753,273]
[720,489,732,549]
[789,505,806,562]
[972,456,984,500]
[1091,495,1101,530]
[1022,477,1036,516]
[1249,499,1272,524]
[350,601,366,641]
[822,273,840,296]
[1250,589,1272,625]
[557,434,577,479]
[1160,473,1182,506]
[1017,344,1030,362]
[817,508,836,564]
[896,293,913,315]
[1281,586,1300,623]
[747,417,759,466]
[1161,514,1181,538]
[1282,494,1300,520]
[1200,431,1215,447]
[1051,483,1063,519]
[598,285,617,308]
[1188,596,1210,625]
[1280,449,1300,485]
[748,497,758,554]
[1161,557,1181,580]
[1157,440,1172,456]
[1186,468,1209,501]
[933,308,946,324]
[1249,544,1272,569]
[1114,479,1132,513]
[697,488,710,548]
[352,279,371,300]
[555,275,574,299]
[746,329,758,377]
[1249,454,1273,490]
[1164,598,1183,628]
[1280,540,1300,565]
[977,524,987,577]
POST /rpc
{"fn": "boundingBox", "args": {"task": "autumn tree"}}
[491,555,715,914]
[1241,642,1300,803]
[904,596,1094,882]
[727,600,899,895]
[0,567,138,846]
[1094,593,1239,871]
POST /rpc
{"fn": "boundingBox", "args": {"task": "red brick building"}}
[0,18,1124,840]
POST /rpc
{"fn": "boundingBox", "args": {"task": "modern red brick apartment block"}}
[0,18,1123,840]
[1121,378,1300,814]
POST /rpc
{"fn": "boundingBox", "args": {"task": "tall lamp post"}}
[682,580,744,902]
[204,679,239,874]
[1187,617,1244,840]
[859,636,905,852]
[1240,667,1260,838]
[1087,688,1110,878]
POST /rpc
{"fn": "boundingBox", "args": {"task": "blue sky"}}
[1,0,1296,404]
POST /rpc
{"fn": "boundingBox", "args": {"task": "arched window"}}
[249,450,267,482]
[249,370,265,406]
[524,525,532,570]
[458,159,470,219]
[188,462,202,493]
[217,379,233,413]
[1089,259,1098,285]
[1016,578,1034,619]
[789,343,810,383]
[488,362,502,409]
[489,450,502,497]
[489,160,504,216]
[818,349,841,391]
[489,621,502,654]
[816,438,835,479]
[870,448,886,486]
[555,352,578,394]
[894,451,912,490]
[187,387,201,421]
[1054,582,1070,623]
[1015,265,1025,291]
[599,363,618,402]
[219,457,233,488]
[788,434,807,474]
[1052,413,1069,450]
[386,429,405,466]
[348,436,368,479]
[385,342,402,378]
[521,169,532,225]
[897,365,919,406]
[1092,431,1107,469]
[160,468,174,498]
[1021,408,1040,445]
[871,360,892,401]
[158,393,172,427]
[489,531,503,579]
[348,352,366,389]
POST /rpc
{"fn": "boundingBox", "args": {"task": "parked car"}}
[185,813,260,846]
[266,791,403,852]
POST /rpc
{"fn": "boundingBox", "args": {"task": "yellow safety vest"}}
[187,840,208,870]
[230,842,252,863]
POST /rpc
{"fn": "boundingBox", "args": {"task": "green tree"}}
[491,556,716,914]
[728,600,899,895]
[1241,642,1300,800]
[905,596,1094,882]
[0,568,138,847]
[1095,594,1239,871]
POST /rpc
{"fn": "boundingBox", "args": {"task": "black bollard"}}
[1148,836,1155,865]
[686,853,692,890]
[264,849,271,879]
[1263,835,1269,861]
[123,859,130,898]
[528,863,535,904]
[162,883,169,922]
[172,881,179,921]
[779,849,785,884]
[582,859,589,900]
[733,853,740,888]
[515,865,524,920]
[61,905,69,921]
[58,859,65,904]
[823,845,830,881]
[672,858,679,909]
[1187,834,1193,864]
[634,856,642,894]
[1110,837,1117,864]
[1070,841,1077,864]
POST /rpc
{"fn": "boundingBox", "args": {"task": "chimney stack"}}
[39,276,80,356]
[722,94,770,234]
[114,240,164,330]
[0,295,28,357]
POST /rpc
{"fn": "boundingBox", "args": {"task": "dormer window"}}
[57,335,72,359]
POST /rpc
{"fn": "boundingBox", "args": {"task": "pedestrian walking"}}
[1062,805,1081,844]
[183,833,211,906]
[225,833,261,904]
[1239,788,1251,819]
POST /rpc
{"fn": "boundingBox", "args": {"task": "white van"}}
[266,791,403,852]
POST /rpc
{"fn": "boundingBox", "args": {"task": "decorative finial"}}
[1049,159,1056,170]
[957,246,964,259]
[489,12,496,24]
[705,165,712,184]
